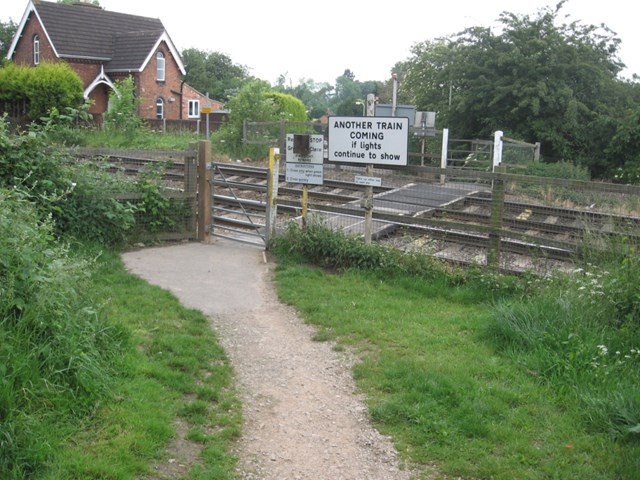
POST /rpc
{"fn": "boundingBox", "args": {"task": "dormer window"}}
[33,34,40,65]
[156,51,165,81]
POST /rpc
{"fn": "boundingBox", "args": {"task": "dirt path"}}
[122,240,420,480]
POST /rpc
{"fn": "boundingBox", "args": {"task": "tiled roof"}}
[33,0,166,71]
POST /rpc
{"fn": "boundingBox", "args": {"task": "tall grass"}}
[0,189,127,478]
[489,240,640,443]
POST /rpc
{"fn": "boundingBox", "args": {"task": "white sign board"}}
[355,175,382,187]
[328,116,409,166]
[286,134,324,164]
[286,163,323,185]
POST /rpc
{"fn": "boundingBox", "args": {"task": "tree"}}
[397,1,632,177]
[330,70,384,116]
[0,20,16,63]
[182,48,250,101]
[274,77,333,120]
[212,80,308,159]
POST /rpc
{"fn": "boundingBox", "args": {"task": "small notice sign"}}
[286,163,323,185]
[355,176,382,187]
[286,134,324,164]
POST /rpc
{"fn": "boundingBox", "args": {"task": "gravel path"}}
[122,240,420,480]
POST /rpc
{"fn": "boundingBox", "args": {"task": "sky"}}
[3,0,639,86]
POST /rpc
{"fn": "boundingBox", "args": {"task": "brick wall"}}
[137,42,184,120]
[11,12,57,66]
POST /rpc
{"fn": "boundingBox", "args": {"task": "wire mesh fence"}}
[66,147,198,241]
[273,159,640,272]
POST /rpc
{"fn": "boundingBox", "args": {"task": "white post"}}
[492,130,503,172]
[440,128,449,184]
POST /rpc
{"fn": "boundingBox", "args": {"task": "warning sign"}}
[328,116,409,166]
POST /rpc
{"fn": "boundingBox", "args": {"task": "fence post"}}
[186,143,198,237]
[488,166,506,269]
[440,127,449,184]
[492,130,503,171]
[265,147,280,247]
[197,140,212,242]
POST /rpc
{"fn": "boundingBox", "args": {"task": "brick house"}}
[6,0,222,123]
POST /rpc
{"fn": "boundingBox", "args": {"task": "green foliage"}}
[38,250,240,479]
[264,91,308,122]
[397,2,634,178]
[521,160,591,180]
[274,77,334,119]
[0,62,84,121]
[272,221,462,284]
[182,48,249,101]
[489,243,640,444]
[25,63,84,120]
[103,76,143,135]
[0,20,17,62]
[37,103,94,146]
[54,162,137,245]
[134,162,176,233]
[0,114,71,208]
[0,190,127,478]
[212,80,310,160]
[0,116,138,244]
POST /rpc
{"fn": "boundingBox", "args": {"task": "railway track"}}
[211,163,640,267]
[80,154,638,270]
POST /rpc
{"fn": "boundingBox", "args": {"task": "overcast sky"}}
[4,0,638,85]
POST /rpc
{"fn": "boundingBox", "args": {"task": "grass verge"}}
[40,248,241,480]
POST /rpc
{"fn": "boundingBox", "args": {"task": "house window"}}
[156,98,164,119]
[188,99,200,118]
[156,51,165,81]
[33,34,40,65]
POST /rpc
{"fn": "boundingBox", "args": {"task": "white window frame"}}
[156,51,165,81]
[188,99,200,118]
[33,34,40,65]
[156,97,164,119]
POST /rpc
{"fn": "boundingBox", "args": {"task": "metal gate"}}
[210,162,269,247]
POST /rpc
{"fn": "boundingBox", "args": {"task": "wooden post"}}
[488,166,506,269]
[301,184,308,229]
[197,140,212,242]
[265,147,280,246]
[363,164,374,244]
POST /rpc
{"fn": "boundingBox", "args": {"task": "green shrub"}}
[522,160,591,180]
[0,114,71,208]
[0,62,84,121]
[54,161,137,245]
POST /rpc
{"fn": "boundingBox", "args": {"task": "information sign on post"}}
[285,133,324,185]
[328,116,409,166]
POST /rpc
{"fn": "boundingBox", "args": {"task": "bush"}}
[0,62,84,121]
[522,160,591,180]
